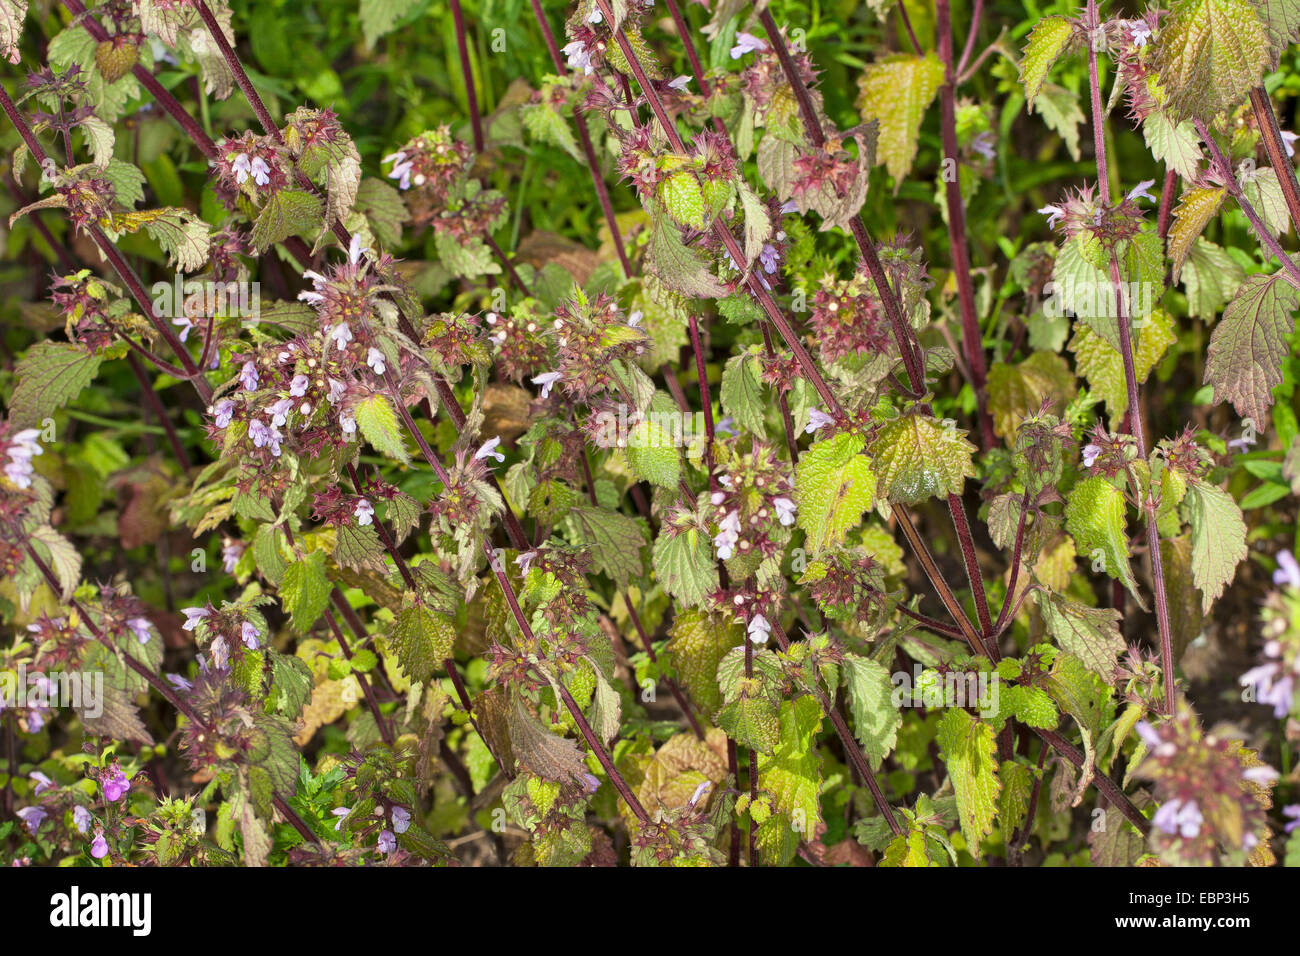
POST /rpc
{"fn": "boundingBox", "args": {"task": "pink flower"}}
[102,766,130,803]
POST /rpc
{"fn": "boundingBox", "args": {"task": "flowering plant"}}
[0,0,1297,869]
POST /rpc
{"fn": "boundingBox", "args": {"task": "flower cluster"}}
[709,440,796,572]
[805,268,893,365]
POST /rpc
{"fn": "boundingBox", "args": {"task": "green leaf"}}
[252,524,287,586]
[842,654,902,769]
[29,524,80,601]
[625,420,681,488]
[795,431,877,554]
[717,694,780,755]
[353,393,411,465]
[359,0,421,48]
[1142,111,1203,182]
[1185,481,1248,613]
[1168,186,1227,280]
[757,695,825,838]
[934,708,1000,859]
[1020,16,1076,106]
[658,170,707,230]
[391,599,455,684]
[268,652,314,719]
[1065,475,1143,605]
[9,341,104,429]
[1182,238,1245,319]
[986,351,1076,442]
[856,54,944,183]
[1069,308,1177,420]
[1029,83,1086,162]
[280,550,331,632]
[251,189,324,253]
[565,504,647,587]
[652,528,719,609]
[520,99,583,162]
[870,414,977,504]
[1039,592,1126,679]
[721,352,767,440]
[665,609,742,718]
[646,211,726,299]
[1204,271,1299,426]
[1153,0,1270,121]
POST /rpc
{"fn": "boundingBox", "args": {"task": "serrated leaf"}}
[269,651,314,719]
[795,431,877,554]
[1030,83,1086,162]
[1153,0,1270,121]
[1020,16,1076,106]
[1242,166,1289,237]
[842,654,901,769]
[666,609,742,718]
[652,528,719,609]
[353,393,411,464]
[280,550,331,632]
[392,600,454,684]
[509,695,589,783]
[127,208,211,273]
[1185,481,1248,613]
[1039,592,1126,679]
[935,708,1000,859]
[1142,111,1203,182]
[359,0,421,48]
[520,99,582,162]
[870,414,977,504]
[1069,307,1177,419]
[856,54,944,183]
[757,695,824,837]
[1168,186,1227,280]
[717,694,780,754]
[1065,475,1143,605]
[8,341,104,429]
[251,189,324,253]
[646,212,726,298]
[986,351,1076,442]
[1182,238,1245,319]
[565,504,647,587]
[658,170,707,230]
[29,524,80,601]
[721,352,767,440]
[625,420,681,488]
[1204,271,1299,425]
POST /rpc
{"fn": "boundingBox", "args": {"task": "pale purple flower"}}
[1135,720,1163,749]
[249,157,271,187]
[249,418,271,448]
[173,314,195,342]
[971,130,997,161]
[269,397,294,428]
[667,75,691,92]
[349,233,369,265]
[1127,179,1157,204]
[331,806,350,831]
[1082,444,1102,468]
[1129,19,1152,48]
[715,416,739,436]
[1284,805,1300,833]
[805,408,834,434]
[627,310,643,328]
[4,428,42,489]
[1038,204,1064,230]
[562,40,593,75]
[354,498,374,526]
[779,199,799,214]
[773,497,796,527]
[289,374,309,397]
[240,621,260,650]
[367,347,386,376]
[1239,662,1294,718]
[377,829,397,854]
[713,510,741,560]
[72,805,91,834]
[102,766,130,803]
[515,551,537,573]
[730,32,768,58]
[1242,765,1279,785]
[1274,550,1300,589]
[759,243,780,274]
[210,636,229,670]
[748,613,772,645]
[213,399,235,428]
[579,773,600,794]
[531,371,562,398]
[181,607,211,632]
[327,378,347,404]
[29,771,54,795]
[127,617,152,645]
[90,831,108,859]
[385,151,413,190]
[221,541,245,574]
[329,322,353,351]
[475,436,506,463]
[340,412,357,436]
[239,360,259,391]
[16,806,45,834]
[231,152,252,184]
[688,781,710,806]
[1283,131,1298,160]
[166,673,193,692]
[391,806,411,834]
